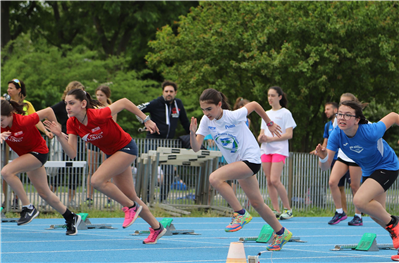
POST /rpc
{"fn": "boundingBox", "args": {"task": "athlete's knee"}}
[352,195,367,211]
[90,176,105,189]
[1,167,14,180]
[208,172,221,187]
[269,177,281,187]
[329,179,339,189]
[350,182,360,191]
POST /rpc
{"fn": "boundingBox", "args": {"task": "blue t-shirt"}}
[323,121,338,160]
[327,121,399,177]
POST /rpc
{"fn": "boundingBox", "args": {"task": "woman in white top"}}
[258,86,296,220]
[190,88,292,251]
[327,93,365,226]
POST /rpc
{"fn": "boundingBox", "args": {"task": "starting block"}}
[0,207,19,223]
[46,213,116,230]
[239,224,306,243]
[131,218,199,236]
[331,233,394,251]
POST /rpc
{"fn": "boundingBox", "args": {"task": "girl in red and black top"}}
[0,99,81,235]
[45,89,167,244]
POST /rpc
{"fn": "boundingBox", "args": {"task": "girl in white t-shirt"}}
[190,88,292,251]
[258,86,296,220]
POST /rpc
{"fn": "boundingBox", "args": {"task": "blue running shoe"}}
[328,211,347,225]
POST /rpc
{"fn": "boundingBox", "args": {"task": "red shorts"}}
[261,154,286,164]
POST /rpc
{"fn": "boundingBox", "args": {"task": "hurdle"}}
[46,213,116,230]
[131,218,199,236]
[331,233,394,251]
[239,224,306,243]
[136,147,223,209]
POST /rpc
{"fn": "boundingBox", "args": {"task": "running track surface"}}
[1,216,398,262]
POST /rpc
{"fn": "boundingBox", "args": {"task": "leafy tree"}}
[2,1,197,73]
[146,1,399,152]
[1,34,159,136]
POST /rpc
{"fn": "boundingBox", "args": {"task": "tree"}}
[2,1,197,72]
[1,34,160,136]
[146,1,399,152]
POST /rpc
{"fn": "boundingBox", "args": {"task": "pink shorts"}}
[261,154,286,164]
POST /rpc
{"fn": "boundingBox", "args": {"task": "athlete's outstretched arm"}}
[43,120,78,159]
[380,112,399,131]
[311,144,336,171]
[109,98,159,134]
[189,117,205,152]
[244,101,282,137]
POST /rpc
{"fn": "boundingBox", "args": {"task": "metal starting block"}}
[46,213,116,230]
[1,211,18,223]
[239,224,306,243]
[331,233,394,251]
[131,218,199,236]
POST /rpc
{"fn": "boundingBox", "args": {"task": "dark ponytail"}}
[199,88,231,110]
[67,89,102,109]
[1,99,26,116]
[339,100,369,125]
[269,86,288,108]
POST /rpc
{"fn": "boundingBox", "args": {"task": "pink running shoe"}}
[122,202,142,229]
[143,224,167,244]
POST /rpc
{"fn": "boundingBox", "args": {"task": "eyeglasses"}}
[12,79,21,88]
[336,113,356,120]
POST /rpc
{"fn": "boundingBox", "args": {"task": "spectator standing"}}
[258,86,296,220]
[137,80,190,139]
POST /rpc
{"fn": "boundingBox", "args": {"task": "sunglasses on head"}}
[12,79,21,88]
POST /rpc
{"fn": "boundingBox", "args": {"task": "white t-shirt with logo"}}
[260,108,296,157]
[196,107,261,164]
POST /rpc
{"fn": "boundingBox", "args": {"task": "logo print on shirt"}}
[215,133,239,153]
[225,124,236,129]
[208,126,216,130]
[343,143,348,146]
[349,145,363,154]
[92,127,101,133]
[14,131,23,136]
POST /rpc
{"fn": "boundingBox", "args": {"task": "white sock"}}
[22,204,34,209]
[336,208,343,214]
[355,213,362,219]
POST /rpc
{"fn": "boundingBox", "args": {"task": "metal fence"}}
[1,137,399,215]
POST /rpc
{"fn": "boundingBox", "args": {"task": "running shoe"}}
[66,213,82,236]
[143,224,167,244]
[225,210,252,232]
[279,209,293,220]
[348,215,363,226]
[122,202,142,229]
[83,198,94,206]
[266,228,293,251]
[385,216,399,249]
[328,211,347,225]
[17,206,39,226]
[104,199,113,208]
[392,251,399,261]
[272,210,281,219]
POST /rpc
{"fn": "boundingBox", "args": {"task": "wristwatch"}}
[143,115,151,123]
[267,121,274,127]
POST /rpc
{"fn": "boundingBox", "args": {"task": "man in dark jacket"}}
[137,80,190,139]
